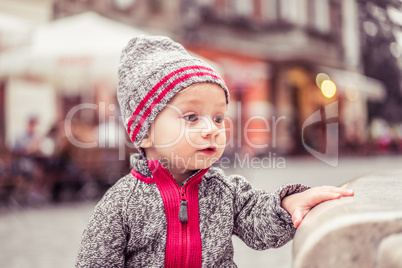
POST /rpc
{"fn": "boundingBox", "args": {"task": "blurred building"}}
[0,0,386,157]
[0,0,53,152]
[0,1,138,203]
[52,0,386,156]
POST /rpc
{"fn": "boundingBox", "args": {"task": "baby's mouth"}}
[198,147,216,155]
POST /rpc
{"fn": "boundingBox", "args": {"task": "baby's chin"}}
[194,158,219,170]
[173,160,219,173]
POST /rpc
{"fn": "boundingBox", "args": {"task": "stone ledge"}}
[292,171,402,268]
[377,233,402,268]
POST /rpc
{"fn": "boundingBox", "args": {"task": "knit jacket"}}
[76,154,310,267]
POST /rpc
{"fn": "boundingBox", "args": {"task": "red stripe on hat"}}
[127,66,217,136]
[129,71,225,143]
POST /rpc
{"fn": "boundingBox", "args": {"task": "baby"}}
[76,35,353,267]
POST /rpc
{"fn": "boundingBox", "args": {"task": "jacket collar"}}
[130,153,153,178]
[130,153,210,185]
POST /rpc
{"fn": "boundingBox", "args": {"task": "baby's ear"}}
[139,133,153,148]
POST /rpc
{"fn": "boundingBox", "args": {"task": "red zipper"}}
[179,187,188,268]
[164,169,197,267]
[149,160,206,268]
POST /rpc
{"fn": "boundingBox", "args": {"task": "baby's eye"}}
[184,114,198,122]
[214,115,224,124]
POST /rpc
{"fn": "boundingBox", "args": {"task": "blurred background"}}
[0,0,402,267]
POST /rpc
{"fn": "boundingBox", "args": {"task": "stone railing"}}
[292,171,402,268]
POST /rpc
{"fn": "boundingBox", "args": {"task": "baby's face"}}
[144,83,227,174]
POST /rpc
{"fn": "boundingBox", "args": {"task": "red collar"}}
[131,159,209,267]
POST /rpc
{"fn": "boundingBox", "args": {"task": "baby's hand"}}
[281,186,354,228]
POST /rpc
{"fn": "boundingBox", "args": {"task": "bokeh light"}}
[321,79,337,98]
[315,73,331,88]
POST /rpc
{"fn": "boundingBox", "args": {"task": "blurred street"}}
[1,155,401,268]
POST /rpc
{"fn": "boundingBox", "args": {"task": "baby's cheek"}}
[154,122,183,144]
[213,130,226,147]
[185,132,204,147]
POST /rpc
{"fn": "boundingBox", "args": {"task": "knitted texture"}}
[76,154,310,267]
[117,35,229,153]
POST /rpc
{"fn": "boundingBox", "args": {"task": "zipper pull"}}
[179,188,188,222]
[179,200,188,222]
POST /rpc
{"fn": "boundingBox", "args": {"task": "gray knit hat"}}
[117,35,230,154]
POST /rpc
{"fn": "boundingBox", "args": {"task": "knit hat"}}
[117,35,230,155]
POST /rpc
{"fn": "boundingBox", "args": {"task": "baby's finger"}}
[329,187,354,197]
[306,190,344,206]
[292,208,306,228]
[318,186,354,196]
[339,189,354,196]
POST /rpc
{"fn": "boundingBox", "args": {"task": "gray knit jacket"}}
[76,154,309,267]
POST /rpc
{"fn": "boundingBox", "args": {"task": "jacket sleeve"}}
[229,174,310,250]
[76,176,134,267]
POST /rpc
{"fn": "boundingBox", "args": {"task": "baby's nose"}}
[200,117,219,138]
